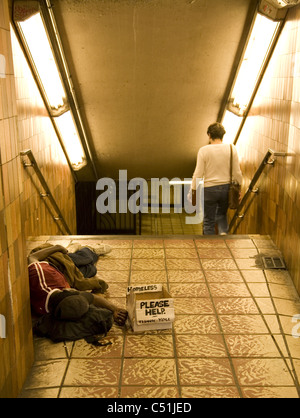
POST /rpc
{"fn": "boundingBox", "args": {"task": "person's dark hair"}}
[207,123,226,140]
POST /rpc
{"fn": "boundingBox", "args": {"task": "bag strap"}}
[230,144,233,182]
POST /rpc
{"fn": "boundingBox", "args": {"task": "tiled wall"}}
[0,0,76,397]
[10,26,77,237]
[235,5,300,295]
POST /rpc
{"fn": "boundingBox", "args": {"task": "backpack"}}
[33,305,113,346]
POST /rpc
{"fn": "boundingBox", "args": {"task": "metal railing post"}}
[20,149,72,235]
[229,148,287,233]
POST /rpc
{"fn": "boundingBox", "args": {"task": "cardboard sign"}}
[127,284,175,332]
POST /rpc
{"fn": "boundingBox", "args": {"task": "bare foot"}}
[113,308,128,326]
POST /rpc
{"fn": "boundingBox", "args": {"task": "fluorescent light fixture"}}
[13,1,88,171]
[222,111,243,144]
[17,11,67,112]
[54,111,87,170]
[229,13,280,115]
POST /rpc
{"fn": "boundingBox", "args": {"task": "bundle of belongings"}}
[29,243,115,346]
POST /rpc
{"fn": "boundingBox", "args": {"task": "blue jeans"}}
[203,184,230,235]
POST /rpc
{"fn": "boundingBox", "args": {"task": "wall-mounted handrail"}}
[229,148,287,233]
[20,149,72,235]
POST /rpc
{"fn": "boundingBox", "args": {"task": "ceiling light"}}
[54,111,87,170]
[15,9,67,113]
[221,111,243,144]
[13,0,88,171]
[229,13,280,115]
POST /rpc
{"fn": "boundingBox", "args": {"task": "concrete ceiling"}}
[51,0,258,181]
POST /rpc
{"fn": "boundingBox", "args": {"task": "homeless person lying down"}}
[28,243,128,331]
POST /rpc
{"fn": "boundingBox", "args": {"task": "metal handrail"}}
[229,148,287,233]
[20,149,72,235]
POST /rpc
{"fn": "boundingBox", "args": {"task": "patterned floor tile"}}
[225,239,256,249]
[131,258,166,270]
[96,270,130,283]
[133,240,164,248]
[176,335,227,357]
[164,240,195,248]
[124,335,174,357]
[230,248,258,258]
[178,358,235,386]
[169,283,209,297]
[22,360,68,389]
[214,298,259,314]
[105,282,128,297]
[205,270,243,282]
[122,359,177,385]
[98,259,131,270]
[132,249,165,258]
[269,283,300,300]
[130,270,168,284]
[19,388,60,398]
[235,258,262,269]
[195,239,227,248]
[71,337,124,358]
[167,270,205,282]
[174,314,220,334]
[201,259,237,270]
[241,270,267,283]
[166,258,201,270]
[219,315,270,334]
[225,335,286,357]
[64,359,121,386]
[241,386,299,398]
[197,248,232,258]
[165,248,198,259]
[174,298,214,315]
[210,283,251,297]
[33,337,71,361]
[181,386,240,398]
[103,240,133,248]
[120,386,179,398]
[247,283,271,297]
[104,249,132,258]
[233,358,296,386]
[59,386,119,398]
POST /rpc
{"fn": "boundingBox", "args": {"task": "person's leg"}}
[203,186,218,234]
[215,184,230,234]
[92,294,128,326]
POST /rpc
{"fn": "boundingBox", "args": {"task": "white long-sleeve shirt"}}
[191,143,242,189]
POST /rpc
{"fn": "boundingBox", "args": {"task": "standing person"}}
[191,122,242,235]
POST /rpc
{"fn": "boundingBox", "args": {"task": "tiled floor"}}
[20,234,300,398]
